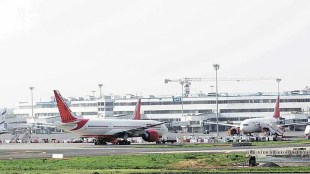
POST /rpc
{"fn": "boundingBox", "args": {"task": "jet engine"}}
[142,130,160,142]
[227,127,240,136]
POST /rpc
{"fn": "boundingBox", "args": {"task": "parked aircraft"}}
[133,98,141,120]
[53,90,168,145]
[239,96,283,135]
[113,98,141,119]
[208,96,285,136]
[0,109,9,134]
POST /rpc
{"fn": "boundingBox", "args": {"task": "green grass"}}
[134,139,310,149]
[0,153,244,172]
[1,153,310,173]
[252,138,310,146]
[0,169,195,174]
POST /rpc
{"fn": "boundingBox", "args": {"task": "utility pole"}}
[213,64,220,138]
[180,81,185,121]
[29,86,34,134]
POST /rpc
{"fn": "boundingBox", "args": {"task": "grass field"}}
[134,139,310,149]
[1,152,310,173]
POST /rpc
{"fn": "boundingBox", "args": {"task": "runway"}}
[1,142,310,160]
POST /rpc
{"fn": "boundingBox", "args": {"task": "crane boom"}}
[165,77,276,83]
[164,77,278,97]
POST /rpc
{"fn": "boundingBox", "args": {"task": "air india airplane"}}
[133,98,141,120]
[208,96,286,136]
[53,90,168,145]
[114,98,141,120]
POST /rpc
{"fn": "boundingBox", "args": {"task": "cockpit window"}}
[243,124,249,126]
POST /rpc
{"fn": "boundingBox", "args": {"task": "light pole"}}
[276,78,281,96]
[213,64,220,138]
[180,81,185,120]
[91,90,95,97]
[29,86,34,134]
[98,84,103,98]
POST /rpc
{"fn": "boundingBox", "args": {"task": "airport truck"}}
[158,136,177,144]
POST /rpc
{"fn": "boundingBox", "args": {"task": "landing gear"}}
[112,140,131,145]
[119,140,131,145]
[94,138,107,145]
[156,140,162,144]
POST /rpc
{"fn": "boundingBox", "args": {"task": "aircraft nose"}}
[240,124,247,133]
[240,126,245,132]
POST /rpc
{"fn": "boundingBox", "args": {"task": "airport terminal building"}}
[6,89,310,133]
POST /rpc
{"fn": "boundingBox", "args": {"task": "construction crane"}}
[164,77,278,97]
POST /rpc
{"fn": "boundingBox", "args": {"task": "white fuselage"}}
[239,117,282,134]
[55,119,168,138]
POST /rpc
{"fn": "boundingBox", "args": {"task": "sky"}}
[1,0,310,108]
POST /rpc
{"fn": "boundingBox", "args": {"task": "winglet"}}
[0,109,6,125]
[1,109,6,116]
[54,90,77,123]
[273,96,280,119]
[0,108,7,130]
[133,98,141,120]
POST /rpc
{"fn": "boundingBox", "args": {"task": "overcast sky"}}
[1,0,310,108]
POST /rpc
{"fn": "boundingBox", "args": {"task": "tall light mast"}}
[213,64,220,138]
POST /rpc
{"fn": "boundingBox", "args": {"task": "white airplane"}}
[53,90,168,145]
[238,96,283,135]
[208,96,285,136]
[113,98,141,119]
[0,109,9,134]
[133,98,141,120]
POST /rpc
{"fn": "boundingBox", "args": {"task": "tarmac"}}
[0,131,308,160]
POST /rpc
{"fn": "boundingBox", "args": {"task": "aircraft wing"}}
[204,121,239,127]
[108,122,165,136]
[112,114,128,117]
[126,122,165,133]
[279,122,309,127]
[44,115,59,119]
[1,109,6,115]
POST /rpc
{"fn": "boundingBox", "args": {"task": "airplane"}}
[206,96,285,136]
[53,90,168,145]
[133,98,141,120]
[238,96,283,136]
[112,98,141,119]
[0,109,9,134]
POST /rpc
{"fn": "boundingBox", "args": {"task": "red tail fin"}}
[273,96,280,119]
[54,90,77,123]
[133,98,141,120]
